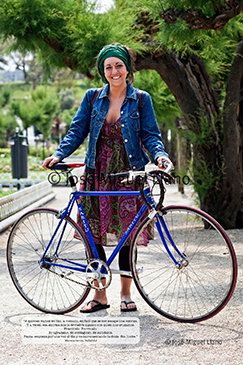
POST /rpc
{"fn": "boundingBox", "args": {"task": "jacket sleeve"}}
[140,91,168,161]
[52,89,97,161]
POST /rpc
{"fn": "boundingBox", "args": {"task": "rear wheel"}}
[7,208,92,314]
[130,205,237,323]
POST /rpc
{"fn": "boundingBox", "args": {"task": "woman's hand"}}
[157,156,174,170]
[42,156,60,170]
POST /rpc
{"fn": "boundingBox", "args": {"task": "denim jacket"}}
[53,83,168,170]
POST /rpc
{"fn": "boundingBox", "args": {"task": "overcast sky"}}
[98,0,114,12]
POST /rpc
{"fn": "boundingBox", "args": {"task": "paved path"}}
[0,181,242,364]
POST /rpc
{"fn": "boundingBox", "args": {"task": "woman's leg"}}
[119,246,137,310]
[80,244,108,311]
[80,245,136,311]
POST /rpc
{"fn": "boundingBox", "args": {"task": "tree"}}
[31,87,58,142]
[58,88,75,111]
[0,40,44,86]
[0,86,17,146]
[0,109,17,147]
[24,54,44,89]
[131,0,243,228]
[12,86,58,145]
[0,87,11,107]
[0,0,243,227]
[0,0,142,76]
[0,100,17,147]
[0,44,7,70]
[133,69,181,164]
[3,48,29,79]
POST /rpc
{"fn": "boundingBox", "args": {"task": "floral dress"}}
[77,118,151,246]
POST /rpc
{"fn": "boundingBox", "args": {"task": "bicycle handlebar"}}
[46,161,173,177]
[46,162,174,210]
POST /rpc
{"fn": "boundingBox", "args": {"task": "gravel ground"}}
[0,182,242,365]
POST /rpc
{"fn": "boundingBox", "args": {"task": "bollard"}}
[10,128,28,189]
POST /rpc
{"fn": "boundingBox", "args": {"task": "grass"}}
[0,190,14,198]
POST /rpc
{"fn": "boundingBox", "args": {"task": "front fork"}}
[143,183,188,269]
[155,212,188,269]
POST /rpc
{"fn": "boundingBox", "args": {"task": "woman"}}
[43,43,173,313]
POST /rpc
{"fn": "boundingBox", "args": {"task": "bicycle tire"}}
[7,208,92,314]
[130,205,237,323]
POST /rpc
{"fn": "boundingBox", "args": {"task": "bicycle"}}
[6,162,237,323]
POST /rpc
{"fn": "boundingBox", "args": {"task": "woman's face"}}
[103,57,128,87]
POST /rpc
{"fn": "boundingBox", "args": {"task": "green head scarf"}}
[97,44,132,83]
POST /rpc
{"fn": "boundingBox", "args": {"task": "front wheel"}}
[130,205,237,323]
[7,208,92,314]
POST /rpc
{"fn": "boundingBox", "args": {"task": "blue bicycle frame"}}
[40,184,186,272]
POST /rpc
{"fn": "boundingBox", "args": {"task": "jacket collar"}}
[99,82,137,100]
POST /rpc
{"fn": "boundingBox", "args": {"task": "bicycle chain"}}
[46,267,90,287]
[43,258,91,288]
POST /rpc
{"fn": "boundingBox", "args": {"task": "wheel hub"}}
[40,256,57,270]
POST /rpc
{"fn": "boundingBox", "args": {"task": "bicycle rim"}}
[7,208,92,314]
[130,205,237,323]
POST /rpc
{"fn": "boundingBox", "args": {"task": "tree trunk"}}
[175,118,189,194]
[135,47,243,228]
[212,39,243,228]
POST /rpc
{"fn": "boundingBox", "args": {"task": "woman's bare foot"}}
[80,294,108,311]
[120,294,137,311]
[120,276,137,311]
[80,284,108,312]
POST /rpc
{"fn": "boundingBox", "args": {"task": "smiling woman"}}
[42,42,173,313]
